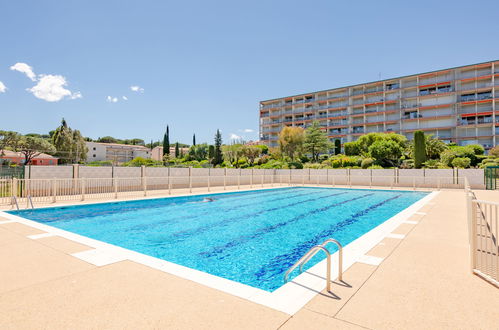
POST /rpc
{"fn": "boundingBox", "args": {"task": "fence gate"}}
[485,166,499,190]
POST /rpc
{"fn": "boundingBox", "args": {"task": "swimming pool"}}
[9,187,428,292]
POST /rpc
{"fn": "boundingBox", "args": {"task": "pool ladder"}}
[284,238,343,292]
[11,196,34,210]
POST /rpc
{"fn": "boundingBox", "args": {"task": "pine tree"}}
[175,142,180,158]
[303,121,331,162]
[334,139,341,155]
[192,134,196,146]
[163,126,170,156]
[214,129,223,165]
[52,118,74,164]
[413,130,427,168]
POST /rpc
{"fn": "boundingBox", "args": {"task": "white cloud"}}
[230,133,242,140]
[0,81,6,93]
[10,62,36,81]
[10,62,81,102]
[242,128,254,133]
[130,85,144,93]
[122,96,128,100]
[70,91,82,99]
[28,74,81,102]
[107,96,118,103]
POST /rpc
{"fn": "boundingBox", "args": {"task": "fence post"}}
[25,179,30,209]
[189,167,192,193]
[52,179,57,203]
[207,168,210,192]
[224,168,226,190]
[413,177,416,190]
[466,183,475,273]
[81,178,86,201]
[168,167,171,195]
[12,178,17,205]
[113,178,118,199]
[143,176,147,196]
[250,169,253,188]
[261,172,264,188]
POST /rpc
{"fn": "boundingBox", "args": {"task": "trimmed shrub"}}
[451,157,471,168]
[361,158,374,169]
[287,161,303,169]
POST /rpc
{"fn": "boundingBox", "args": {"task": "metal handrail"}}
[299,238,343,281]
[284,245,332,292]
[28,195,34,209]
[11,196,19,210]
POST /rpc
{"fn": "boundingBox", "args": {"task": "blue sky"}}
[0,0,498,145]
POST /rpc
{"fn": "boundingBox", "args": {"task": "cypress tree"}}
[334,139,341,155]
[175,142,180,158]
[163,126,170,156]
[208,145,215,162]
[192,134,196,146]
[413,130,427,168]
[214,129,223,165]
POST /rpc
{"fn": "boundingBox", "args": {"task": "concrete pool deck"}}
[0,189,498,329]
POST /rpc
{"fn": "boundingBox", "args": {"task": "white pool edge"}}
[0,189,439,315]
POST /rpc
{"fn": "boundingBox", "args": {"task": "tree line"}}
[0,119,87,165]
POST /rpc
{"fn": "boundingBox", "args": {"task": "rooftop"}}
[0,150,58,159]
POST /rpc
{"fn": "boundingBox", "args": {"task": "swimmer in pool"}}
[203,197,215,202]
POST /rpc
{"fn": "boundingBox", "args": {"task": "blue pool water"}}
[9,187,428,292]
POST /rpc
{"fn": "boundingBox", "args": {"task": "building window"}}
[49,160,53,165]
[40,160,43,164]
[93,147,96,150]
[93,154,96,157]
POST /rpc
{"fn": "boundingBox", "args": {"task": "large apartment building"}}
[259,60,499,150]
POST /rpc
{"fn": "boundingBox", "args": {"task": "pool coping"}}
[0,188,439,315]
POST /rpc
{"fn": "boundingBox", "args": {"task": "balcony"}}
[460,92,493,102]
[261,103,282,110]
[459,117,493,126]
[329,121,348,127]
[328,111,348,118]
[385,83,400,90]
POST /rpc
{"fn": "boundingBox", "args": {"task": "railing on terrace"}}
[465,178,499,287]
[0,174,469,208]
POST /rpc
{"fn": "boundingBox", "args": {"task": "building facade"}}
[0,150,58,165]
[86,142,151,164]
[259,60,499,150]
[151,146,190,161]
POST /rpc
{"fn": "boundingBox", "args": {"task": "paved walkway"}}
[0,190,498,329]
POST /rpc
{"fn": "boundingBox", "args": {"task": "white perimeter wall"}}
[23,165,485,189]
